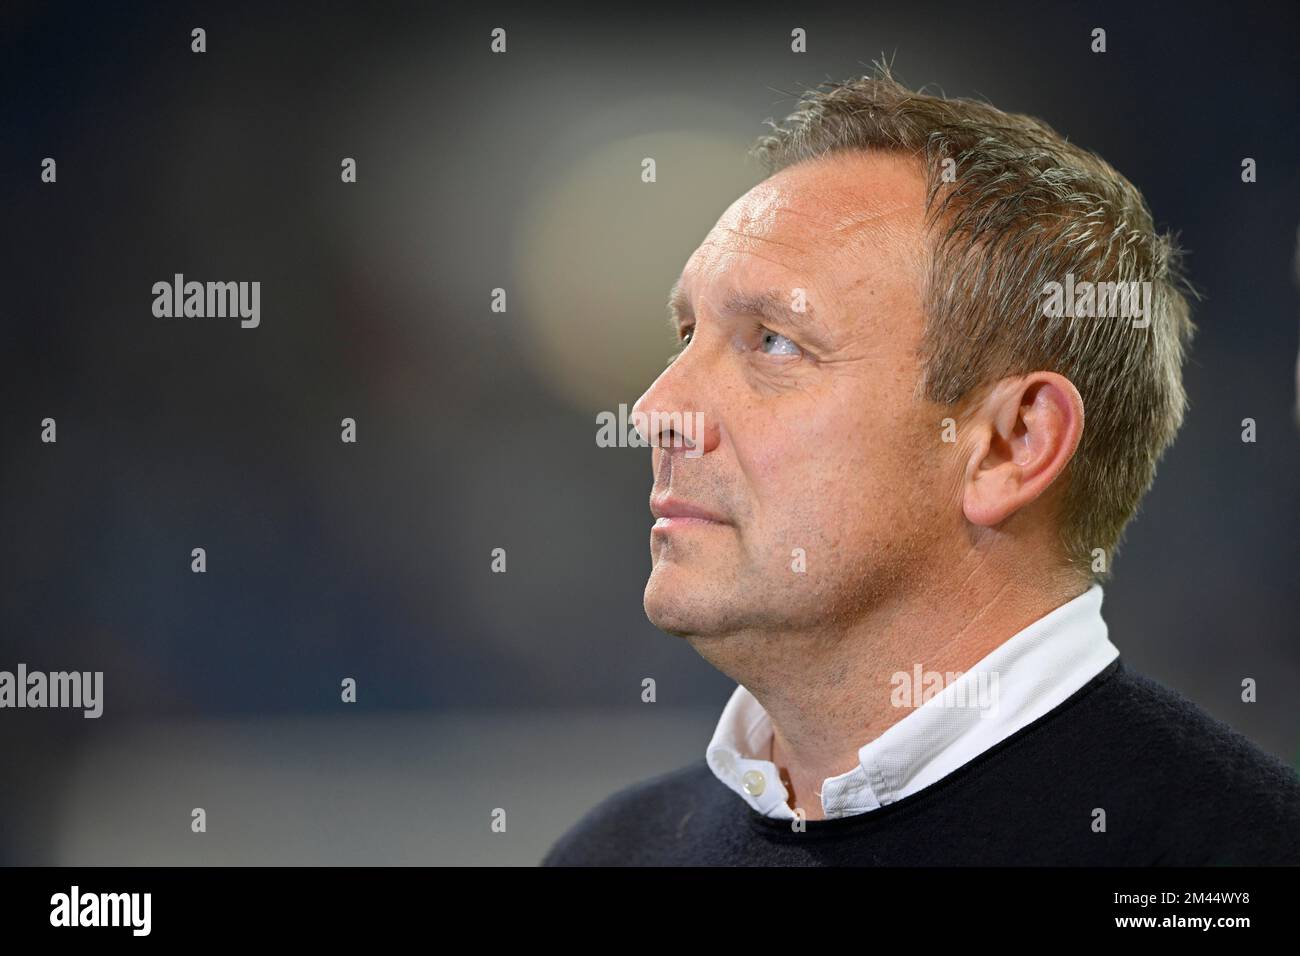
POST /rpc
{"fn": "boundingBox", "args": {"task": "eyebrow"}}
[666,279,690,328]
[666,280,830,347]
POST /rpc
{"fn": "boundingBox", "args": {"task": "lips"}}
[649,495,729,525]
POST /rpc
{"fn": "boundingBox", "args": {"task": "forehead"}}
[676,150,928,323]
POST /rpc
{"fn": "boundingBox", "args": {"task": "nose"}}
[631,354,721,458]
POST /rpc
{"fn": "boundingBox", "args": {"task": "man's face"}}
[633,150,953,639]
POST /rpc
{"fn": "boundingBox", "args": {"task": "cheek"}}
[738,396,882,537]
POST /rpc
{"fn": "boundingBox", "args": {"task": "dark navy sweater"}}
[541,659,1300,865]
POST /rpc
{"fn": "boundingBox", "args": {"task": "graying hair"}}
[749,63,1198,582]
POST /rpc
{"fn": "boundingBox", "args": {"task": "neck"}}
[692,566,1089,821]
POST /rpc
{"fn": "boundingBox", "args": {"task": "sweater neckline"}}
[743,655,1124,839]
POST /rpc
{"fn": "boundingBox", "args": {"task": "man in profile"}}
[543,68,1300,865]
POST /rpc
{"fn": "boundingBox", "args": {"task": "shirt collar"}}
[705,583,1119,820]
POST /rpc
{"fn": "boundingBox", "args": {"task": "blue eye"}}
[759,329,800,356]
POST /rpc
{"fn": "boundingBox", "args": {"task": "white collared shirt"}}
[705,584,1120,820]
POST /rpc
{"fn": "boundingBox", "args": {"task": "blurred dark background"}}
[1,0,1296,864]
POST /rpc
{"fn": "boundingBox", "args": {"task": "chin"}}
[644,575,715,637]
[643,590,695,637]
[643,579,745,638]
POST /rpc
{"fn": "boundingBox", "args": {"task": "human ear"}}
[961,372,1084,528]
